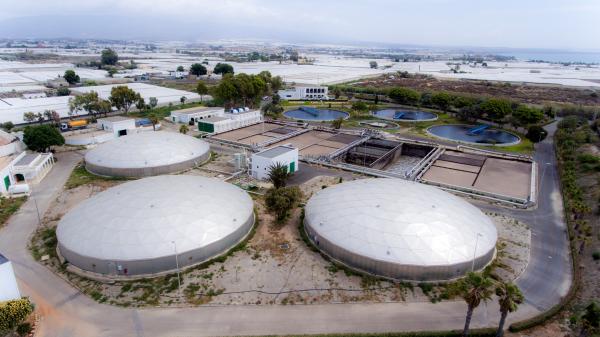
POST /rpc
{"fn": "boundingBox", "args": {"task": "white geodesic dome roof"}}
[56,175,254,262]
[85,131,209,169]
[304,178,497,268]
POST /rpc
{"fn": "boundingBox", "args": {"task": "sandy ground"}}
[30,172,532,308]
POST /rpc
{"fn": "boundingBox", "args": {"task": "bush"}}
[388,87,420,105]
[0,298,34,333]
[526,125,548,143]
[351,101,368,112]
[265,186,303,223]
[593,252,600,261]
[16,322,32,336]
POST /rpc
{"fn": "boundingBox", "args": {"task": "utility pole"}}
[172,241,182,298]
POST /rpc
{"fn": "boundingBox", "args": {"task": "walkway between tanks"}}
[0,123,570,337]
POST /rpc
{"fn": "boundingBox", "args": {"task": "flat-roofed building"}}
[278,86,329,100]
[170,106,225,125]
[97,116,136,137]
[250,144,299,180]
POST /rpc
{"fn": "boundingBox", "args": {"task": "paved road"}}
[0,123,570,336]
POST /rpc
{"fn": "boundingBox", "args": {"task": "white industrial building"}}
[56,175,255,276]
[197,108,262,134]
[0,95,75,124]
[170,107,225,125]
[0,254,21,302]
[85,131,210,177]
[250,145,299,180]
[278,86,329,100]
[304,178,498,281]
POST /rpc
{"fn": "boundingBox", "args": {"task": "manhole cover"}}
[279,243,290,250]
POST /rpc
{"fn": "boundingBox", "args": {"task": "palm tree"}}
[495,282,524,337]
[459,272,494,336]
[267,162,291,189]
[148,113,159,131]
[179,124,189,135]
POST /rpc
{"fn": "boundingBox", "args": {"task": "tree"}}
[101,48,118,65]
[176,65,184,72]
[135,97,146,111]
[264,186,302,223]
[148,113,159,131]
[526,125,548,143]
[261,102,284,119]
[35,112,44,124]
[196,81,208,102]
[44,110,60,126]
[389,87,420,105]
[352,101,368,112]
[180,96,187,105]
[63,69,80,84]
[56,87,71,96]
[495,282,524,337]
[267,162,291,189]
[23,125,65,152]
[69,91,100,118]
[480,98,512,122]
[1,121,14,131]
[23,112,37,123]
[179,124,189,134]
[431,92,453,111]
[331,117,344,129]
[270,76,283,92]
[458,272,494,336]
[190,63,208,76]
[332,87,342,99]
[213,62,234,75]
[369,61,378,69]
[513,105,544,126]
[97,99,113,117]
[149,97,158,108]
[272,93,281,105]
[109,86,140,114]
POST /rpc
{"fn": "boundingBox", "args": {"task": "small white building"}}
[97,116,136,137]
[197,108,262,134]
[250,145,299,180]
[11,152,55,185]
[278,86,329,100]
[170,107,225,125]
[0,254,21,302]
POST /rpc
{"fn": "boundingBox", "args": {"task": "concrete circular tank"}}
[56,175,255,276]
[85,131,210,177]
[304,178,497,281]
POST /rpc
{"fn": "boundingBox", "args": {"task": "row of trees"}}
[333,85,554,130]
[212,71,282,108]
[68,85,161,119]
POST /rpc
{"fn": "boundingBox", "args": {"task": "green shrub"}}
[0,298,34,333]
[16,322,32,336]
[593,251,600,261]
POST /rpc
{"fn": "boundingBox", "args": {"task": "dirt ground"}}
[355,74,600,106]
[30,171,531,308]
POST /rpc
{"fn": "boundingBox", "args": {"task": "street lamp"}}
[172,241,182,298]
[471,233,483,272]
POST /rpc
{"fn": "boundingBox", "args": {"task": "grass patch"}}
[0,196,27,227]
[65,163,129,189]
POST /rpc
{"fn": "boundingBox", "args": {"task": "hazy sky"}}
[1,0,599,50]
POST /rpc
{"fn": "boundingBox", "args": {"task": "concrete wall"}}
[85,151,210,178]
[304,219,495,282]
[58,214,254,276]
